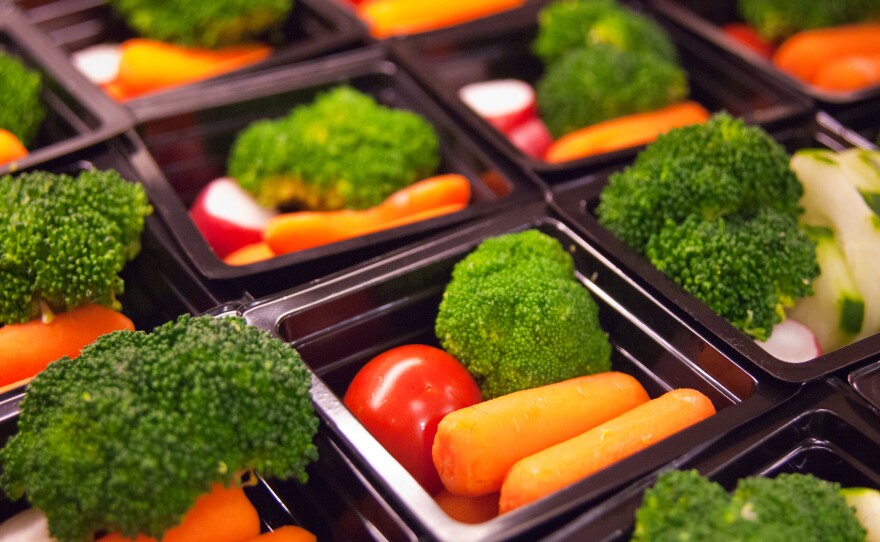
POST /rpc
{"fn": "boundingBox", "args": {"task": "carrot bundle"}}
[358,0,526,38]
[498,388,716,514]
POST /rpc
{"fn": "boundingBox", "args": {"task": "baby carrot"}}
[98,484,260,542]
[358,0,526,38]
[432,372,650,497]
[773,23,880,84]
[0,304,134,389]
[113,38,271,100]
[544,101,710,163]
[434,489,500,524]
[0,128,28,166]
[242,526,316,542]
[223,242,276,266]
[375,174,470,221]
[813,53,880,91]
[498,388,716,514]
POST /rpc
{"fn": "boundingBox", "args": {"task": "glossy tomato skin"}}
[343,344,483,495]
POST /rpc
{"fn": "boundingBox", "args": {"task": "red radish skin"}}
[755,318,822,363]
[507,116,553,159]
[458,79,538,133]
[189,177,275,259]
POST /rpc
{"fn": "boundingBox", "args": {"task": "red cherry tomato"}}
[343,344,483,495]
[723,23,776,60]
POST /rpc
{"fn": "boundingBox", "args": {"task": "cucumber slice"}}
[841,487,880,542]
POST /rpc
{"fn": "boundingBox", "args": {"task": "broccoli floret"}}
[536,45,688,138]
[533,0,678,66]
[632,470,731,541]
[0,52,45,146]
[0,315,320,542]
[435,230,612,399]
[0,169,152,325]
[107,0,293,48]
[645,209,819,340]
[228,86,440,211]
[738,0,880,42]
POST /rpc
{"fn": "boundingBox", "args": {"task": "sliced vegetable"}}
[433,372,649,497]
[507,116,553,160]
[433,490,499,524]
[358,0,526,38]
[0,128,28,165]
[813,53,880,91]
[498,388,716,513]
[773,23,880,85]
[841,487,880,542]
[544,101,710,163]
[722,23,776,60]
[458,79,537,133]
[190,177,275,259]
[223,242,276,266]
[72,43,122,85]
[755,317,823,363]
[0,303,134,390]
[242,526,317,542]
[0,508,51,541]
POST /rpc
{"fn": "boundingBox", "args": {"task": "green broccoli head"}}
[536,45,688,138]
[435,230,612,399]
[0,315,320,542]
[228,86,440,211]
[0,52,45,146]
[645,209,819,340]
[738,0,880,42]
[107,0,293,48]
[533,0,678,66]
[0,169,152,325]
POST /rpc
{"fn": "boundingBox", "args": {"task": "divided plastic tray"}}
[238,205,795,541]
[128,45,541,297]
[12,0,367,121]
[543,378,880,541]
[850,361,880,415]
[648,0,880,106]
[0,7,129,175]
[550,112,880,383]
[390,0,813,184]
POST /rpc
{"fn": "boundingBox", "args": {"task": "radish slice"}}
[755,318,822,363]
[458,79,537,133]
[507,116,553,160]
[72,43,121,85]
[189,177,275,259]
[0,508,53,541]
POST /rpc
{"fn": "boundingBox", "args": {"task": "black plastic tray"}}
[390,0,813,184]
[12,0,368,122]
[0,7,130,175]
[849,361,880,416]
[542,378,880,541]
[648,0,880,107]
[550,112,880,383]
[128,45,541,297]
[238,204,795,541]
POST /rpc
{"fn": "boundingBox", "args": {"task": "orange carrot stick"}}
[374,174,470,221]
[113,39,271,100]
[358,0,526,38]
[0,128,28,166]
[98,484,260,542]
[812,53,880,91]
[242,526,316,542]
[544,101,710,163]
[773,23,880,84]
[498,388,716,513]
[434,489,499,524]
[0,304,134,389]
[223,242,276,266]
[432,372,650,497]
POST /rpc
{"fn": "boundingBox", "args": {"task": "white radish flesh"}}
[72,43,121,85]
[755,318,822,363]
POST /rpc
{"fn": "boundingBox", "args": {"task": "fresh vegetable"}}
[738,0,880,42]
[72,43,122,85]
[841,487,880,542]
[0,315,319,542]
[106,0,293,48]
[0,169,152,325]
[344,345,483,495]
[97,484,261,542]
[0,52,45,147]
[498,388,715,513]
[597,113,817,341]
[223,242,276,266]
[788,148,880,351]
[544,101,710,163]
[632,470,868,541]
[228,86,440,210]
[458,79,537,134]
[722,23,776,59]
[357,0,526,38]
[190,177,275,259]
[532,0,678,66]
[0,508,51,541]
[433,490,499,524]
[264,174,470,254]
[432,372,649,497]
[0,128,28,165]
[506,116,554,159]
[755,317,822,363]
[773,23,880,85]
[813,52,880,91]
[435,230,612,399]
[243,526,317,542]
[0,303,135,389]
[536,45,688,138]
[109,39,271,100]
